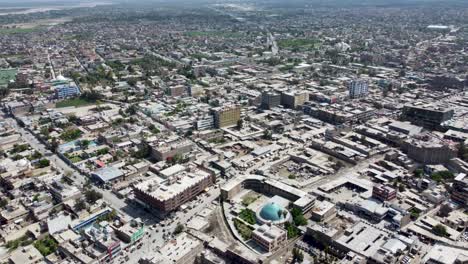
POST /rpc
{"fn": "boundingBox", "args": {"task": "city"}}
[0,0,467,263]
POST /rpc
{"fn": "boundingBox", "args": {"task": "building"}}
[402,104,454,129]
[168,85,186,97]
[8,245,43,264]
[348,79,369,99]
[133,166,214,213]
[140,232,203,264]
[91,166,125,184]
[54,84,81,99]
[252,224,287,252]
[304,102,375,125]
[310,200,337,222]
[48,180,81,202]
[403,138,456,165]
[281,91,308,109]
[211,105,241,128]
[451,173,467,207]
[261,91,281,110]
[372,185,397,201]
[115,220,145,244]
[150,139,193,161]
[196,115,214,130]
[221,175,315,214]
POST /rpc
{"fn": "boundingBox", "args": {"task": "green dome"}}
[259,202,285,221]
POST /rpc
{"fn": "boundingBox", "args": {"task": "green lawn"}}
[278,38,320,51]
[56,98,95,108]
[0,27,40,35]
[0,69,17,86]
[185,31,242,38]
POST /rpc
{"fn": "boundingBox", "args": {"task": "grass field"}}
[0,27,40,35]
[55,98,94,108]
[278,38,321,50]
[0,69,17,86]
[185,31,242,38]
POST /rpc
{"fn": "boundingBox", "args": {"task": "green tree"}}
[74,199,87,211]
[38,159,50,168]
[432,224,448,237]
[292,248,304,263]
[174,223,184,235]
[34,235,58,256]
[85,189,103,204]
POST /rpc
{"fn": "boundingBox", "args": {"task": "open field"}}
[0,69,17,86]
[55,98,95,108]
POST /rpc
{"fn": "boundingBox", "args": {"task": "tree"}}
[236,119,244,130]
[438,204,452,218]
[127,78,137,86]
[85,189,103,204]
[263,130,273,140]
[74,199,87,211]
[432,224,448,237]
[174,223,184,235]
[38,159,50,168]
[398,183,406,192]
[0,198,8,208]
[292,248,304,263]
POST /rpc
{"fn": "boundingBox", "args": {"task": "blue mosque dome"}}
[259,202,285,222]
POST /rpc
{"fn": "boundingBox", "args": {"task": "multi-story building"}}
[150,139,193,161]
[252,224,287,252]
[402,137,456,165]
[133,166,214,213]
[402,104,454,129]
[280,91,308,109]
[140,232,203,264]
[167,85,186,97]
[451,173,467,207]
[54,84,81,99]
[348,79,369,99]
[211,104,240,128]
[372,185,397,201]
[261,90,281,110]
[196,115,214,130]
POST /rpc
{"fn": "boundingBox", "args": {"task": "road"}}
[125,187,221,263]
[4,116,128,213]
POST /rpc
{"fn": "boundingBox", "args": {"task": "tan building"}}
[140,232,203,264]
[252,224,287,252]
[281,91,308,109]
[9,245,43,264]
[211,105,240,128]
[133,166,214,213]
[150,139,193,161]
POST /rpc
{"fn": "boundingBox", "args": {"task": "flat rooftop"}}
[134,168,211,201]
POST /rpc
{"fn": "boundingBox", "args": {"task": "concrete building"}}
[252,224,287,252]
[281,91,308,109]
[140,232,203,264]
[260,91,281,110]
[372,185,397,202]
[196,115,214,130]
[133,166,214,213]
[348,79,369,99]
[310,200,337,222]
[8,245,43,264]
[221,175,315,213]
[168,85,186,97]
[150,139,193,161]
[54,84,81,99]
[211,105,241,128]
[115,220,145,244]
[451,173,467,207]
[403,138,456,165]
[402,104,454,129]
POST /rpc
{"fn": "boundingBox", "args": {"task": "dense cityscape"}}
[0,0,467,263]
